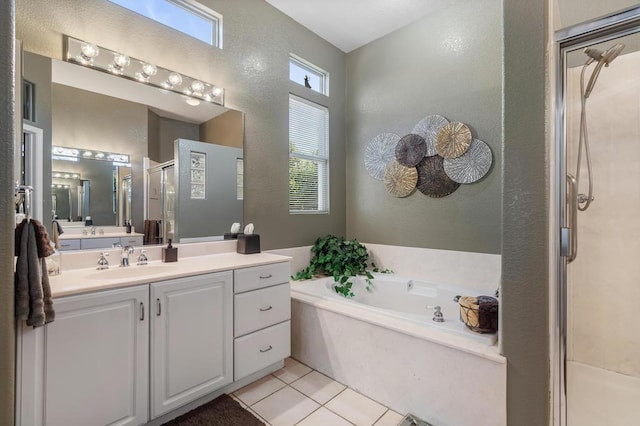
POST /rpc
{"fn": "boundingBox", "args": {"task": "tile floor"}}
[232,358,405,426]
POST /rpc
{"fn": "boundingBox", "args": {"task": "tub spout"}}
[427,305,445,322]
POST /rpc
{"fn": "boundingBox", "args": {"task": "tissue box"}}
[224,232,241,240]
[237,234,260,254]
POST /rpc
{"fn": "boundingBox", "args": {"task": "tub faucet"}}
[430,306,444,322]
[120,245,134,267]
[97,252,109,270]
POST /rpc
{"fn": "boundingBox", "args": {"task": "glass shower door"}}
[562,29,640,426]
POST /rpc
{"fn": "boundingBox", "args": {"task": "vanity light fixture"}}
[64,35,225,106]
[53,145,130,166]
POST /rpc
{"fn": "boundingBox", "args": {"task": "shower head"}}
[583,43,625,98]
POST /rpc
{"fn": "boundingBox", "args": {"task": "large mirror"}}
[22,51,244,245]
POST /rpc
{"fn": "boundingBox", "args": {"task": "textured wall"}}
[345,0,502,254]
[16,0,346,250]
[502,0,549,424]
[0,2,15,424]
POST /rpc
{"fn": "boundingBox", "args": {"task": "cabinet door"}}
[151,271,233,418]
[17,285,149,426]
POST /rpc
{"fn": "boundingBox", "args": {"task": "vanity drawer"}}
[234,321,290,381]
[234,262,290,293]
[234,283,290,337]
[58,239,80,251]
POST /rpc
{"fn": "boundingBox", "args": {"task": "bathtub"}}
[290,273,506,425]
[292,273,497,345]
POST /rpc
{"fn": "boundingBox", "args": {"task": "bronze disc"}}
[416,155,461,197]
[383,160,418,197]
[395,134,427,167]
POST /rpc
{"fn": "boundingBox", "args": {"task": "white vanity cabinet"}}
[16,285,149,426]
[150,271,233,418]
[233,262,291,380]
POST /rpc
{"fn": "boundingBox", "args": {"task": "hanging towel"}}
[15,221,55,327]
[15,218,54,258]
[52,220,64,250]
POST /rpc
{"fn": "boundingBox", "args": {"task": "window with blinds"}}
[289,94,329,213]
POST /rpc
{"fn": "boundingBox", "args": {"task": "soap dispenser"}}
[162,239,178,262]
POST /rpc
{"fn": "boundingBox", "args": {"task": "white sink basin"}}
[86,264,175,280]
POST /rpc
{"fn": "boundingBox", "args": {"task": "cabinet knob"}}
[259,345,273,353]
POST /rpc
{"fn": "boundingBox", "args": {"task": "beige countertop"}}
[59,232,144,240]
[50,252,291,298]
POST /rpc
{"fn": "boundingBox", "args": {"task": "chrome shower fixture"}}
[583,43,625,98]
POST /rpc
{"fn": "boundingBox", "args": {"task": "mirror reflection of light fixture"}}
[63,36,225,106]
[52,171,81,180]
[52,145,130,166]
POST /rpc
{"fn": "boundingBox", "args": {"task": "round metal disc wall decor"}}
[443,139,492,183]
[416,155,461,198]
[435,122,472,159]
[395,134,427,167]
[383,160,418,197]
[411,114,449,156]
[364,133,401,180]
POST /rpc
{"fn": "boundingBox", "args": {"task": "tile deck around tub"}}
[233,358,404,426]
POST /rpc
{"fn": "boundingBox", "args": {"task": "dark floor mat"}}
[162,394,263,426]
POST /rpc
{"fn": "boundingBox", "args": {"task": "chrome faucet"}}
[97,252,109,270]
[120,245,135,267]
[91,226,98,235]
[137,249,148,266]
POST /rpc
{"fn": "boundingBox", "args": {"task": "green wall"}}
[345,0,503,254]
[16,0,347,250]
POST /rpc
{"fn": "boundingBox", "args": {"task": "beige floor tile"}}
[290,370,346,404]
[234,374,286,406]
[251,386,319,426]
[272,357,312,384]
[325,388,387,426]
[298,406,354,426]
[374,409,404,426]
[247,407,270,425]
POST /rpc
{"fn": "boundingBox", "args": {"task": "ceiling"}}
[266,0,461,53]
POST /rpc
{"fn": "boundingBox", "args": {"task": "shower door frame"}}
[553,6,640,426]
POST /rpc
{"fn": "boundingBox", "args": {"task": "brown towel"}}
[477,295,498,332]
[15,221,55,327]
[15,218,54,258]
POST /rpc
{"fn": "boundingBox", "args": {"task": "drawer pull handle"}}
[260,306,273,312]
[140,303,145,321]
[260,345,273,353]
[259,274,273,279]
[156,298,161,316]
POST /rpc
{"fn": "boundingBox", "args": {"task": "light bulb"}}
[142,63,157,77]
[95,152,105,158]
[114,54,130,68]
[211,87,223,97]
[79,43,99,64]
[190,80,205,95]
[83,151,93,157]
[168,72,183,86]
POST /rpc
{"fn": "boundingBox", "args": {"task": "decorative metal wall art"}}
[364,114,493,198]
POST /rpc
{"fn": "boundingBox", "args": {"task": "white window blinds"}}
[289,94,329,213]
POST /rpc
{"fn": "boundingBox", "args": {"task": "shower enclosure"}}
[555,7,640,426]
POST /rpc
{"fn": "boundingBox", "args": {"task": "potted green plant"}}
[291,235,390,297]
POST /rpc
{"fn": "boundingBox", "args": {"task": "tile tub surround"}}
[291,299,506,425]
[269,243,501,294]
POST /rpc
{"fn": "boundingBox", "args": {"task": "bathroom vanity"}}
[15,244,291,426]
